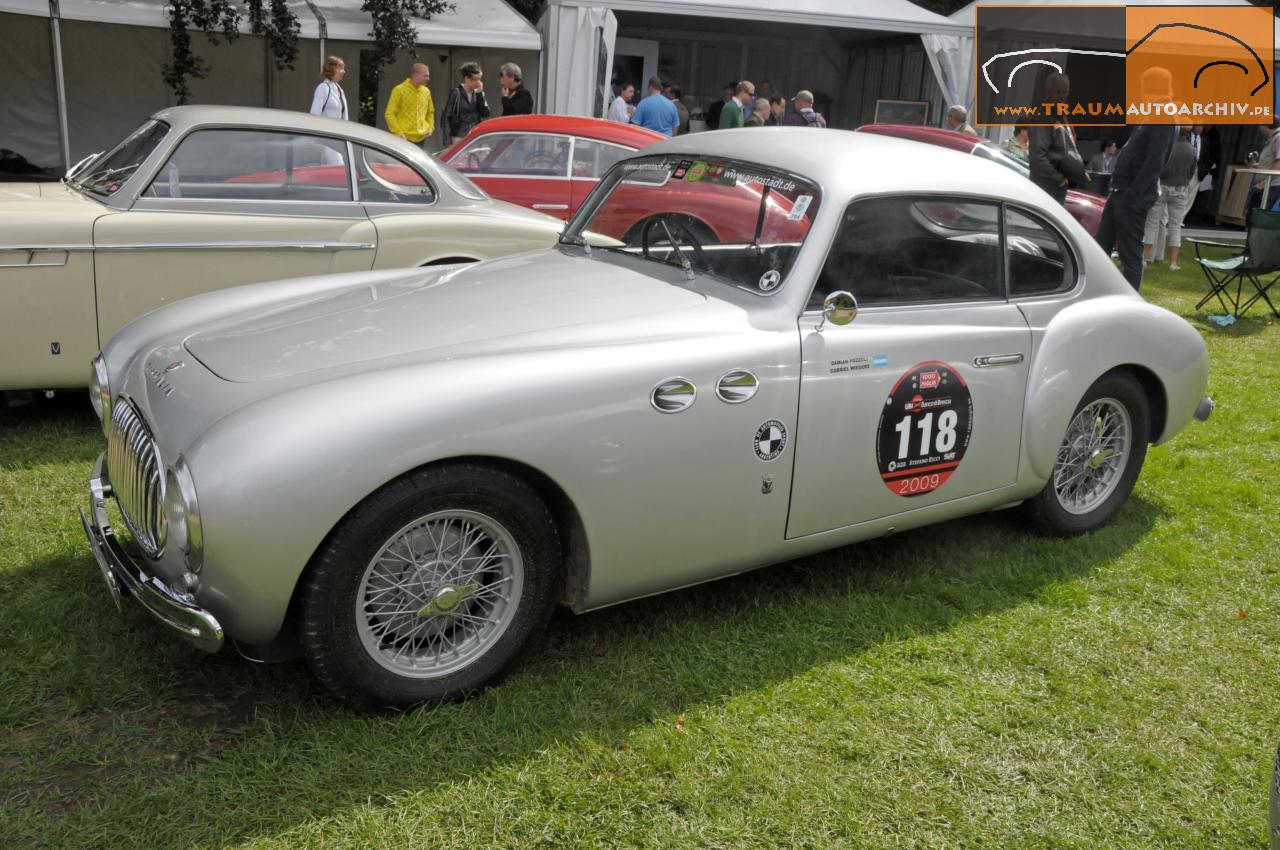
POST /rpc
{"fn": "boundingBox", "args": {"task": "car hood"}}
[0,181,108,244]
[184,249,708,382]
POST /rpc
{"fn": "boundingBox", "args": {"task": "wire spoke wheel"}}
[1052,397,1131,516]
[356,509,524,678]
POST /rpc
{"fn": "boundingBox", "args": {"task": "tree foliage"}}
[164,1,299,103]
[361,0,455,85]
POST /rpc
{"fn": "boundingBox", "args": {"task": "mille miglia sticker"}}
[875,361,973,497]
[754,419,788,461]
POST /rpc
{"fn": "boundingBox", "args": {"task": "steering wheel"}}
[524,150,567,174]
[640,215,712,274]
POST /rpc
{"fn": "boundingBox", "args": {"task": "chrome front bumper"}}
[80,454,225,653]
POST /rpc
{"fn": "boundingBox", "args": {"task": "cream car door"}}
[92,128,376,342]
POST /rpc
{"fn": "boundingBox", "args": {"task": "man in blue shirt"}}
[631,76,679,137]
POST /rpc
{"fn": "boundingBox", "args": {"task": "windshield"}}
[73,120,169,197]
[562,154,821,295]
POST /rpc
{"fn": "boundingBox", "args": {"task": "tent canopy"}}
[545,0,969,37]
[0,0,540,49]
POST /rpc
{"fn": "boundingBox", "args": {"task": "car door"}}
[787,195,1033,539]
[568,138,635,215]
[448,132,572,216]
[92,128,376,343]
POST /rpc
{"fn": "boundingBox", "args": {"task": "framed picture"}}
[873,99,931,126]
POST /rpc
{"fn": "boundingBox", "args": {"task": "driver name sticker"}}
[788,194,813,221]
[754,419,788,461]
[875,361,973,497]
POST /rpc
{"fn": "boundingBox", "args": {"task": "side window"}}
[571,139,632,179]
[353,144,435,204]
[147,130,351,201]
[1006,208,1075,296]
[466,134,570,177]
[810,197,1003,310]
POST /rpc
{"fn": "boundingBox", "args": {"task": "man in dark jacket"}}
[1028,73,1083,205]
[1093,68,1178,291]
[441,62,490,146]
[707,82,735,130]
[499,63,533,115]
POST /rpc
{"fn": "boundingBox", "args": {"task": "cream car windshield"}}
[72,120,169,198]
[562,155,821,294]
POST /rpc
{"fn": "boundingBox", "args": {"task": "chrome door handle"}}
[972,354,1025,368]
[532,203,569,210]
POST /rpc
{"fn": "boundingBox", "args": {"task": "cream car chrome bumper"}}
[80,454,224,653]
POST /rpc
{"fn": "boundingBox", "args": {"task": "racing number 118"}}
[894,410,958,459]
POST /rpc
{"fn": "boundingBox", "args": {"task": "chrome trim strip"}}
[532,203,570,210]
[0,249,71,267]
[0,241,374,252]
[81,454,225,653]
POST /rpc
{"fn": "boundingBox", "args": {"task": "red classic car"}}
[441,115,807,245]
[441,115,664,220]
[855,124,1105,236]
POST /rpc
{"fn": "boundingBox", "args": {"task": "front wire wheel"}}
[1021,371,1150,536]
[299,464,561,709]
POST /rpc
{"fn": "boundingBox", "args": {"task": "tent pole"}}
[48,0,71,171]
[303,0,328,69]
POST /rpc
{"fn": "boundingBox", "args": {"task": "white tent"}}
[537,0,970,119]
[0,0,540,171]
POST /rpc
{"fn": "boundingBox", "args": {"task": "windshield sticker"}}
[672,159,693,179]
[875,361,973,497]
[754,419,788,461]
[686,161,708,182]
[788,194,813,221]
[722,169,796,192]
[622,161,672,172]
[758,270,781,291]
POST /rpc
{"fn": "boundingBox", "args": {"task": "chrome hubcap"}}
[356,510,523,678]
[1053,398,1131,515]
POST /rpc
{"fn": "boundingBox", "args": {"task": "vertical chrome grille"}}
[106,397,167,558]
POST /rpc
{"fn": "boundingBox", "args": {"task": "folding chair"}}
[1188,208,1280,318]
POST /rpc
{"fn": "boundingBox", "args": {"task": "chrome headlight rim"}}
[89,355,111,429]
[165,456,203,573]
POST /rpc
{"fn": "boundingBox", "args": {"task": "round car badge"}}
[875,361,973,497]
[754,419,788,461]
[758,270,781,291]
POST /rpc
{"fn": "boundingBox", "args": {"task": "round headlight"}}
[164,457,202,573]
[89,355,110,430]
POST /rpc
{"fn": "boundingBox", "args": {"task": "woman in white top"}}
[310,55,349,120]
[608,82,635,124]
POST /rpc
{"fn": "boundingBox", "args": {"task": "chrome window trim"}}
[350,141,440,208]
[1000,201,1083,301]
[347,139,360,203]
[131,197,370,218]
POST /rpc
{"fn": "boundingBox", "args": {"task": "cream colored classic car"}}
[0,106,563,390]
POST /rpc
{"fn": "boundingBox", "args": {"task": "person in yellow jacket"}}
[385,63,435,147]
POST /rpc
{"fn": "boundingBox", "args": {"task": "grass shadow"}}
[0,393,100,469]
[1,494,1166,849]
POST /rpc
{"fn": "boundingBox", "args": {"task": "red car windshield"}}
[563,155,820,295]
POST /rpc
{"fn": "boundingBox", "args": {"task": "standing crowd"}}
[609,77,827,134]
[307,55,534,150]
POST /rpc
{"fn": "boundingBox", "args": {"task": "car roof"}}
[639,128,1070,223]
[149,104,427,156]
[449,115,665,149]
[855,124,982,153]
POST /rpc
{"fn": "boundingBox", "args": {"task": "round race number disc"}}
[875,361,973,497]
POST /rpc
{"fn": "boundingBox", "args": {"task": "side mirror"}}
[817,290,857,332]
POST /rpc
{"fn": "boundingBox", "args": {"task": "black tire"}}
[1020,370,1150,537]
[298,463,561,709]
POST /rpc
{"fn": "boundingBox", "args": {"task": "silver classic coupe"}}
[1,106,562,391]
[81,129,1213,708]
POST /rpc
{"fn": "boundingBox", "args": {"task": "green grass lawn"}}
[1,259,1276,849]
